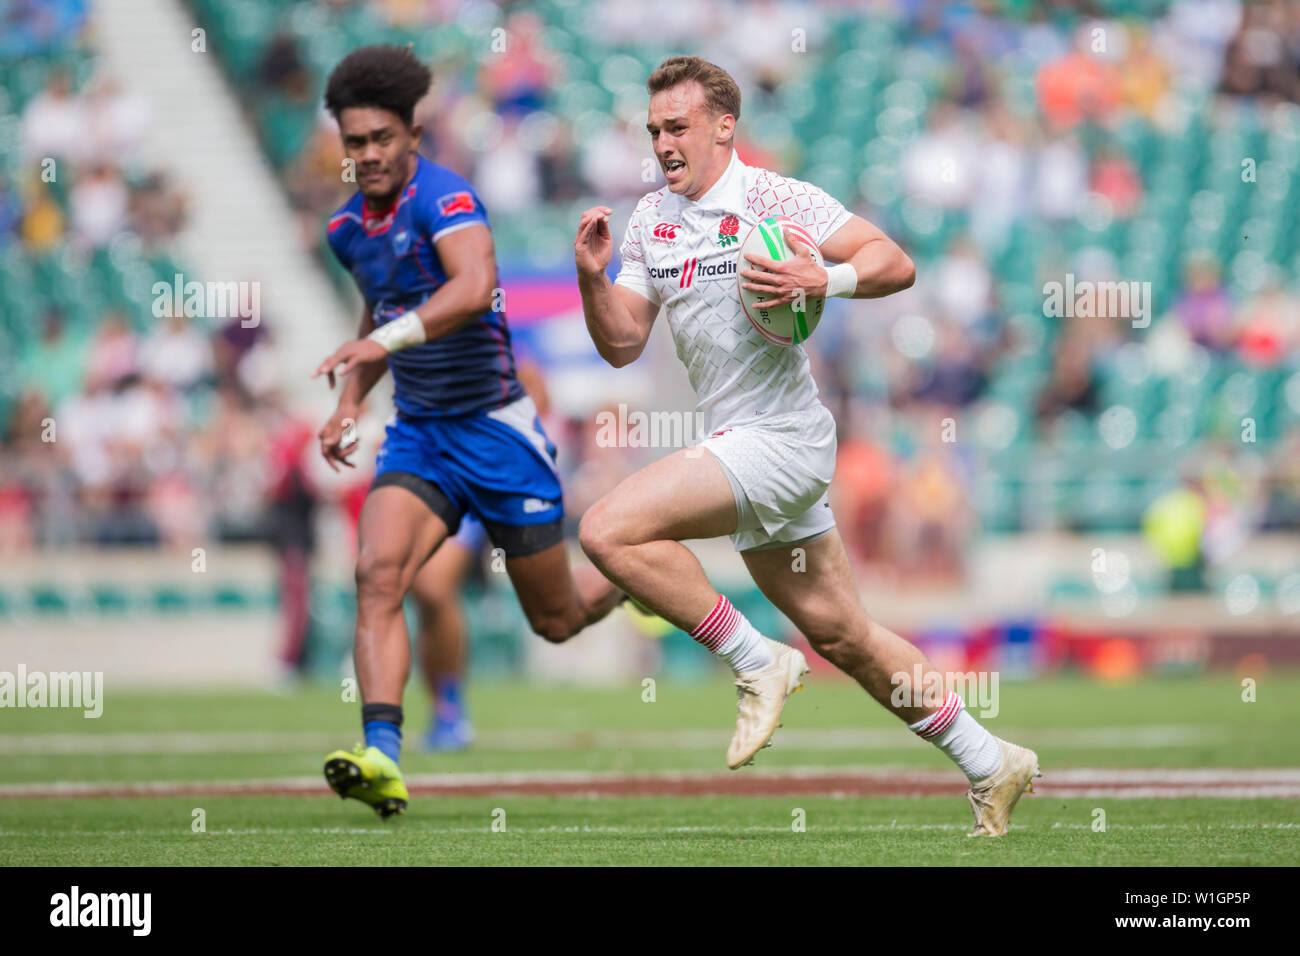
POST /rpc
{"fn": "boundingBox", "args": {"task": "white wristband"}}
[367,311,426,353]
[824,262,858,298]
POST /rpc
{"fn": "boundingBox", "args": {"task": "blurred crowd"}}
[6,68,188,252]
[0,300,318,552]
[4,0,1300,595]
[0,4,316,554]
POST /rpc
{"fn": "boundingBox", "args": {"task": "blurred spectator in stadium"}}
[1143,476,1208,591]
[477,11,559,117]
[949,29,994,110]
[1165,0,1244,90]
[580,116,655,200]
[83,311,139,390]
[0,460,35,553]
[594,0,717,48]
[886,440,973,583]
[265,406,321,678]
[258,32,311,99]
[212,314,268,397]
[833,432,896,567]
[84,76,150,165]
[719,0,822,97]
[0,392,46,553]
[19,68,87,163]
[11,388,79,548]
[1262,425,1300,530]
[969,102,1029,255]
[1036,321,1101,432]
[198,387,268,542]
[1174,252,1235,351]
[931,235,995,332]
[911,320,987,408]
[128,171,188,245]
[20,308,87,407]
[474,114,542,214]
[535,119,584,204]
[1036,27,1123,131]
[1219,0,1300,102]
[1118,26,1172,121]
[54,377,123,544]
[286,115,352,237]
[140,311,214,393]
[901,101,978,210]
[416,80,475,179]
[69,161,128,249]
[0,0,87,56]
[111,372,184,489]
[0,180,22,246]
[19,172,64,251]
[560,403,639,535]
[147,467,204,550]
[1089,142,1143,219]
[1198,444,1268,563]
[1234,276,1300,367]
[1032,133,1088,223]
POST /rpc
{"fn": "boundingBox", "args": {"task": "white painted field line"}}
[0,724,1229,755]
[1,822,1297,839]
[1044,786,1300,798]
[3,766,1300,799]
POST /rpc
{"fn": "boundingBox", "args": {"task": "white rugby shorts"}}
[698,404,837,553]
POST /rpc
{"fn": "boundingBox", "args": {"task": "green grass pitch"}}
[2,674,1297,865]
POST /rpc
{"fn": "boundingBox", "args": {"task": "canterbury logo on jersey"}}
[647,257,739,288]
[651,222,681,243]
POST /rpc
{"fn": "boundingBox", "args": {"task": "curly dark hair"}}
[324,44,431,128]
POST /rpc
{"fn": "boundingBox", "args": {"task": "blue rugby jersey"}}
[326,156,523,417]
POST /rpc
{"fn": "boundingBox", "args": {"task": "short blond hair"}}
[647,56,741,122]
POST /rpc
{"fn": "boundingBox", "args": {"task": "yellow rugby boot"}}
[323,744,409,819]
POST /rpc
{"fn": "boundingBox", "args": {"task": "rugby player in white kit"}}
[574,56,1041,835]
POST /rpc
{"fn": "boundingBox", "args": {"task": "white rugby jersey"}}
[614,150,851,435]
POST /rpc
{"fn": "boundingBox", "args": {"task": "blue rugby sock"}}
[435,675,463,723]
[361,702,404,764]
[364,720,402,763]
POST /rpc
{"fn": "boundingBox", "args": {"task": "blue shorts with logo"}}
[371,395,564,554]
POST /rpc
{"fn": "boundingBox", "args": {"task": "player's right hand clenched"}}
[318,406,360,472]
[574,205,614,278]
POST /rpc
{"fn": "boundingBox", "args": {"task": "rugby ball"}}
[737,216,825,347]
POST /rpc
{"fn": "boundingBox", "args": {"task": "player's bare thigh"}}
[355,484,452,603]
[579,445,739,551]
[410,531,476,609]
[742,527,932,717]
[499,535,623,643]
[741,527,863,650]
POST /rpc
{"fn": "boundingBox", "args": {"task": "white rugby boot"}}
[966,738,1042,837]
[726,638,809,769]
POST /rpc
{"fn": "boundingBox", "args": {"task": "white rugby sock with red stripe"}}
[689,596,774,674]
[908,691,1003,782]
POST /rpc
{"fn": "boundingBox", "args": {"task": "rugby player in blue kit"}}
[312,45,622,817]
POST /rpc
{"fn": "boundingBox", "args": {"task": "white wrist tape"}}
[367,311,426,353]
[824,262,858,298]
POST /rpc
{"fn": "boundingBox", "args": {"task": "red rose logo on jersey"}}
[717,215,739,247]
[651,222,681,244]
